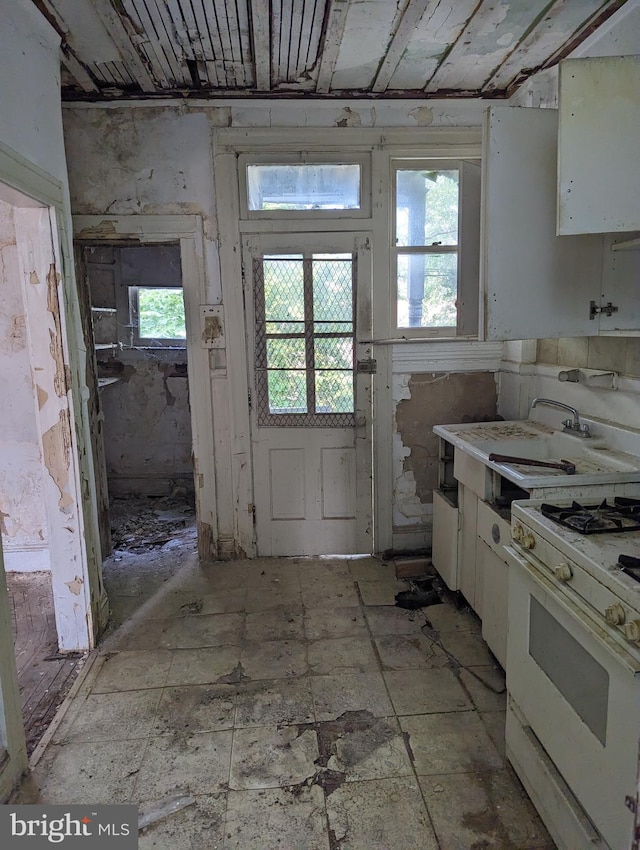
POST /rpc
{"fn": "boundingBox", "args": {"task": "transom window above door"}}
[253,253,356,427]
[239,154,371,219]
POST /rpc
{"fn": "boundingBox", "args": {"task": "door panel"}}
[321,447,355,519]
[245,233,373,556]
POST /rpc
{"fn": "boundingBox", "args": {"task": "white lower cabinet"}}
[477,541,508,668]
[432,488,459,591]
[477,500,511,668]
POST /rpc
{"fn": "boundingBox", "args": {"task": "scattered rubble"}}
[109,492,196,552]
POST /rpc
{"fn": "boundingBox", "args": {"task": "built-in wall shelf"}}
[611,237,640,252]
[97,377,121,390]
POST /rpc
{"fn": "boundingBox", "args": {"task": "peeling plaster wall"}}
[0,200,51,571]
[61,99,486,556]
[101,357,192,496]
[0,0,108,651]
[393,371,498,550]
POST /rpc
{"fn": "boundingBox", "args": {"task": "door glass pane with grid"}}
[255,254,355,425]
[245,236,372,557]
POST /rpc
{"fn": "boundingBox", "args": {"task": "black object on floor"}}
[395,576,442,610]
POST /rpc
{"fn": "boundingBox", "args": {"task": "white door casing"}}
[244,232,373,556]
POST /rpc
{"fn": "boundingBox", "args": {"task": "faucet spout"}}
[530,398,590,437]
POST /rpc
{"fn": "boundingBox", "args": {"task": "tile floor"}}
[16,556,555,849]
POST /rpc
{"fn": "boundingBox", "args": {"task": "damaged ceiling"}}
[34,0,627,100]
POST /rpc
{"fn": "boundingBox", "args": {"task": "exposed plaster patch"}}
[335,107,362,127]
[41,409,74,509]
[30,270,39,284]
[76,220,120,240]
[497,32,514,46]
[46,264,70,398]
[0,508,9,536]
[36,385,49,409]
[203,314,222,345]
[394,372,498,515]
[409,106,434,126]
[65,575,83,595]
[8,315,26,352]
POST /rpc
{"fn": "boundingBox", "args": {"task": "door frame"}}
[0,141,108,652]
[242,231,374,555]
[72,215,219,560]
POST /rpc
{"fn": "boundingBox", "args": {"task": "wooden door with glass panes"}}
[243,233,373,556]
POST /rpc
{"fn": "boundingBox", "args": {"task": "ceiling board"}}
[32,0,629,99]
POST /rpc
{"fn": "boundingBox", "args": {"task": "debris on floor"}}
[395,575,443,610]
[109,492,196,552]
[393,555,434,579]
[16,556,553,850]
[138,794,196,831]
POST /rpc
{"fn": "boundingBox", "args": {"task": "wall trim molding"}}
[393,341,503,373]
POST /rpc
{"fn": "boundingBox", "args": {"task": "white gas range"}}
[506,489,640,850]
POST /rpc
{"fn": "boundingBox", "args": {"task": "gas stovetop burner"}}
[541,498,640,535]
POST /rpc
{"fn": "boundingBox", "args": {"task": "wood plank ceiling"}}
[33,0,628,100]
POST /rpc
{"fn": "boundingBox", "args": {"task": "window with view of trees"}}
[129,286,186,345]
[254,254,355,427]
[394,165,460,332]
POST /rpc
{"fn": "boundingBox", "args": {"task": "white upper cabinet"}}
[481,106,603,341]
[558,56,640,235]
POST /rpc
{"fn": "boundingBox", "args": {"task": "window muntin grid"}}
[254,253,356,427]
[393,163,461,332]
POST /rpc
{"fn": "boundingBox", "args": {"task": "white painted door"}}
[244,233,373,556]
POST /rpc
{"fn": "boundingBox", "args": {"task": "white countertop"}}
[433,419,640,489]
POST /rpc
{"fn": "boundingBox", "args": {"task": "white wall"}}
[62,99,487,555]
[0,200,51,572]
[0,0,107,650]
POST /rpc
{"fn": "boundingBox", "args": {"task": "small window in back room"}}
[129,286,186,347]
[110,245,186,349]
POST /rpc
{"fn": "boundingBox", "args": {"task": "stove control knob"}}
[605,604,626,626]
[554,564,573,582]
[520,531,536,550]
[623,620,640,642]
[511,524,524,543]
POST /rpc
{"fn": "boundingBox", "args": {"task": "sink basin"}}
[433,419,640,488]
[476,431,640,479]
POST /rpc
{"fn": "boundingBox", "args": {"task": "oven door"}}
[506,545,640,850]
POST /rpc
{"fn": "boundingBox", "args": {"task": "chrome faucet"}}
[531,397,591,437]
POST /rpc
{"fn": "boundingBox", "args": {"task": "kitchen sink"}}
[476,431,640,475]
[433,419,640,488]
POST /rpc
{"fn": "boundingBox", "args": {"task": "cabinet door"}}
[600,235,640,334]
[482,106,602,340]
[558,57,640,235]
[432,489,459,591]
[478,540,508,669]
